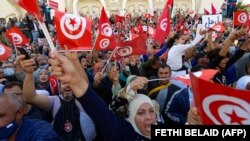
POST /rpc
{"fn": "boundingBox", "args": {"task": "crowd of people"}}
[0,0,250,141]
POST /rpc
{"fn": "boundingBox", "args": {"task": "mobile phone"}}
[17,47,30,59]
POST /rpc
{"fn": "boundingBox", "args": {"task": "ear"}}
[15,106,26,123]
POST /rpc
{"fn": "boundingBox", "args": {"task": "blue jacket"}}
[165,87,191,125]
[77,86,150,141]
[5,118,59,141]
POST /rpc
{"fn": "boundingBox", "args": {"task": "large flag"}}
[5,26,29,47]
[190,72,250,125]
[114,35,147,58]
[13,0,43,21]
[94,7,116,50]
[233,10,249,26]
[211,3,217,14]
[153,1,171,45]
[0,43,12,61]
[55,11,92,51]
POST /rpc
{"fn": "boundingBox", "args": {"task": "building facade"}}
[1,0,229,19]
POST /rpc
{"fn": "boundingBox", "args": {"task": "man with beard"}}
[147,64,180,125]
[21,58,96,141]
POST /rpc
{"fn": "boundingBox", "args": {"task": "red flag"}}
[5,26,29,47]
[94,7,116,50]
[129,29,139,41]
[233,11,249,26]
[49,76,59,95]
[0,43,12,61]
[209,22,225,32]
[167,0,173,7]
[190,72,250,125]
[211,3,217,14]
[204,9,210,15]
[153,1,170,45]
[115,15,125,24]
[114,35,147,58]
[145,13,151,19]
[174,69,218,86]
[14,0,43,21]
[55,11,92,51]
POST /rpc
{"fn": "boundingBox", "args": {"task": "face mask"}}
[0,120,19,139]
[40,64,48,69]
[3,68,15,76]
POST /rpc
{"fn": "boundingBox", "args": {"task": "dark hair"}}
[78,55,86,62]
[3,81,23,92]
[207,48,230,62]
[159,63,171,71]
[190,65,208,72]
[166,33,183,48]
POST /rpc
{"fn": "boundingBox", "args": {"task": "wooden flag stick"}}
[38,21,56,51]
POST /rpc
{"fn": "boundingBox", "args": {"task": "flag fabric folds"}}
[190,72,250,125]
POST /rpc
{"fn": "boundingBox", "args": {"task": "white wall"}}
[198,0,224,14]
[0,0,25,18]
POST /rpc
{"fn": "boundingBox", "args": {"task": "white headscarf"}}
[127,94,155,138]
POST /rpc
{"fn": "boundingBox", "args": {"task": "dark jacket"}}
[77,86,150,141]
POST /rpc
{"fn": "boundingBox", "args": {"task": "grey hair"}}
[0,93,24,111]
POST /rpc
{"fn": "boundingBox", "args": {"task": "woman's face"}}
[81,58,87,69]
[175,35,186,44]
[135,103,156,137]
[39,70,49,83]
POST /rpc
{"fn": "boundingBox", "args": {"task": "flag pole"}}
[11,37,19,57]
[101,47,117,73]
[38,21,56,51]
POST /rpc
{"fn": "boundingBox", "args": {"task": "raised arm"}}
[48,51,134,141]
[20,56,50,111]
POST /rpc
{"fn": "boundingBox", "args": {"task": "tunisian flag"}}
[190,72,250,125]
[94,7,116,50]
[153,1,170,45]
[233,10,249,26]
[0,43,12,61]
[55,11,92,51]
[114,35,147,58]
[209,22,225,33]
[5,27,29,47]
[49,76,59,95]
[13,0,43,21]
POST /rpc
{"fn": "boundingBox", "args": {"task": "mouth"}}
[145,124,152,134]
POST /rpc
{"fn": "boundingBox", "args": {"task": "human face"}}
[60,82,73,101]
[134,103,156,137]
[81,58,87,69]
[218,57,229,69]
[175,35,186,44]
[0,98,17,128]
[198,55,209,66]
[39,70,49,83]
[37,55,48,67]
[158,67,171,84]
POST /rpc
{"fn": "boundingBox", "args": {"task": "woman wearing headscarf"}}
[49,51,157,141]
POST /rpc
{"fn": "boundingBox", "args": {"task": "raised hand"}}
[49,51,88,97]
[20,56,37,74]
